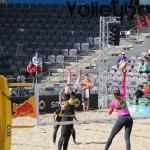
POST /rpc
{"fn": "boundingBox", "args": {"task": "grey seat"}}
[56,55,64,64]
[47,55,56,64]
[86,37,93,46]
[81,43,89,52]
[61,49,68,58]
[69,49,77,58]
[94,37,100,45]
[73,43,80,51]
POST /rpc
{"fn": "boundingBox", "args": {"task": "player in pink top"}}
[104,69,133,150]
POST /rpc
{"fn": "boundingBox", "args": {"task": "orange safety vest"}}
[81,79,92,90]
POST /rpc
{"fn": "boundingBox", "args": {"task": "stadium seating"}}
[0,2,144,80]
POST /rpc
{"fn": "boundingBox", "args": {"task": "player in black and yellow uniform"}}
[58,68,81,150]
[58,91,80,150]
[53,105,77,144]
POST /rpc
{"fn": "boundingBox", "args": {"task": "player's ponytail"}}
[114,90,123,101]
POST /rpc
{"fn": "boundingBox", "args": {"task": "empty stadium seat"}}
[69,49,77,58]
[73,43,80,51]
[56,55,64,64]
[47,55,55,64]
[94,37,100,45]
[61,49,69,58]
[81,43,89,52]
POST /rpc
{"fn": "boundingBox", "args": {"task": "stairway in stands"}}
[41,27,150,83]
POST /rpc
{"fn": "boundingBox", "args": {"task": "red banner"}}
[134,13,150,30]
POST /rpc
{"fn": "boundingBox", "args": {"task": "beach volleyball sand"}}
[12,110,150,150]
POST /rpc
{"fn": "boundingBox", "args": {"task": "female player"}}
[58,68,82,150]
[104,69,133,150]
[53,104,77,144]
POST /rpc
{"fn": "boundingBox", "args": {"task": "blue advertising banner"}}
[128,104,150,115]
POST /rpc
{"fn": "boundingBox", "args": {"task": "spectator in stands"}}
[116,52,129,71]
[9,88,17,97]
[144,49,150,73]
[137,59,148,74]
[134,84,150,105]
[144,49,150,62]
[81,73,93,112]
[26,60,36,77]
[32,51,43,73]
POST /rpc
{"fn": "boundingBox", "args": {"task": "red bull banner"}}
[134,13,150,30]
[13,96,36,119]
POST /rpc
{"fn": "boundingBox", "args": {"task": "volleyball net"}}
[33,83,150,126]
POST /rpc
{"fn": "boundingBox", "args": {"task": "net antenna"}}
[98,16,121,109]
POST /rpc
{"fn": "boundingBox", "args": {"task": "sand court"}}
[12,110,150,150]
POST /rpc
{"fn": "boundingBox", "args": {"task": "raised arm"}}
[67,68,73,84]
[120,69,127,97]
[59,89,64,104]
[76,69,82,84]
[74,69,82,92]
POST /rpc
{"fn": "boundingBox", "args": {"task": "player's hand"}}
[78,68,82,74]
[122,68,127,74]
[68,67,73,74]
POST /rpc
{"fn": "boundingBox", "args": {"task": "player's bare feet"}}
[73,140,77,145]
